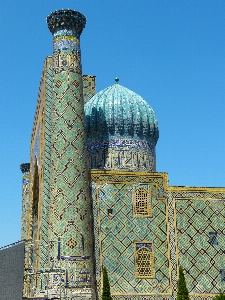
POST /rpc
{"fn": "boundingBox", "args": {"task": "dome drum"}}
[86,139,156,171]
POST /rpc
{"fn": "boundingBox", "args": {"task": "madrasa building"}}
[0,8,224,300]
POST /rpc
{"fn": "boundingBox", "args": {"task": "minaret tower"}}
[45,9,94,298]
[23,10,95,299]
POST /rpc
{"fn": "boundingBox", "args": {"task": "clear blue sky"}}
[0,0,224,247]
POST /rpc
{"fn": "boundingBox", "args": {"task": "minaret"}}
[46,9,95,298]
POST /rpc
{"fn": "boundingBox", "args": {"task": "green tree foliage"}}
[102,266,112,300]
[213,291,225,300]
[177,265,190,300]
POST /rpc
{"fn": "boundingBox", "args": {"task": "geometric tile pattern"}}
[175,197,225,295]
[43,10,93,297]
[90,172,225,300]
[37,57,53,296]
[90,171,171,299]
[82,75,96,105]
[49,48,90,253]
[47,47,94,294]
[167,192,178,300]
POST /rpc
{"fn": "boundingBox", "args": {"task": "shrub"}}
[177,265,190,300]
[213,291,225,300]
[102,266,112,300]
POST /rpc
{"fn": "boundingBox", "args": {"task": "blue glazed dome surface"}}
[84,83,159,144]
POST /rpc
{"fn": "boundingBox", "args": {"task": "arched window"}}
[135,243,154,278]
[133,187,152,217]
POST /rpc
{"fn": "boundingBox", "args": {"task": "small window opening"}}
[107,208,113,216]
[135,243,154,278]
[220,269,225,282]
[133,187,152,217]
[209,232,218,245]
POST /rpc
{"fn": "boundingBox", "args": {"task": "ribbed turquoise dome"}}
[84,82,159,172]
[85,83,159,143]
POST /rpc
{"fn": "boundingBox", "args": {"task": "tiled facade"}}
[83,75,96,105]
[17,8,225,300]
[89,171,225,300]
[173,189,225,296]
[90,171,172,299]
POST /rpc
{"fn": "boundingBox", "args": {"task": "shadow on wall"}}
[85,107,109,169]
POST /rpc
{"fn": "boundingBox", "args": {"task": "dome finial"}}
[115,77,119,83]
